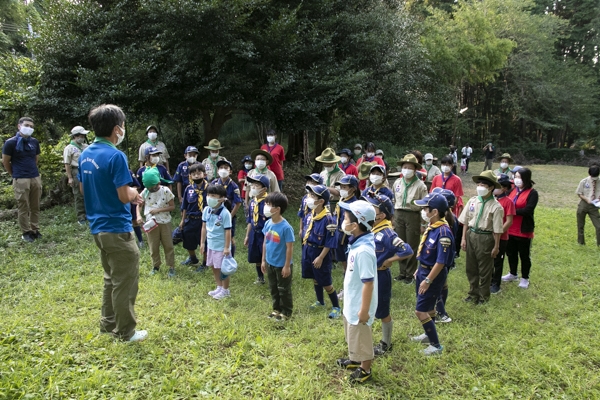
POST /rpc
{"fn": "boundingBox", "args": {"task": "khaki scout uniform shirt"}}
[393,176,428,212]
[458,195,504,234]
[63,143,88,167]
[425,165,441,183]
[320,169,346,202]
[247,168,280,194]
[201,155,227,182]
[576,177,600,201]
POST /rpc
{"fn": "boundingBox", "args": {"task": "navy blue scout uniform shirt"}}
[304,209,338,250]
[247,194,268,231]
[372,221,414,267]
[416,223,455,267]
[173,161,193,192]
[181,180,208,216]
[211,178,242,211]
[297,194,311,238]
[335,196,357,247]
[136,165,172,190]
[2,134,41,179]
[361,185,394,201]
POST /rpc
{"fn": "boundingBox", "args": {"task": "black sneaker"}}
[394,275,405,282]
[347,367,372,383]
[403,278,414,285]
[463,296,476,303]
[194,264,206,273]
[490,284,501,294]
[336,358,361,369]
[21,232,35,243]
[373,340,392,356]
[33,231,42,239]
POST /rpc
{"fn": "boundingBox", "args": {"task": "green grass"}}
[1,163,600,399]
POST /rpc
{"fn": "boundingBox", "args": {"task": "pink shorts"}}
[206,249,225,269]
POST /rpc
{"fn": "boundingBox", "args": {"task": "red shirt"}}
[356,156,385,190]
[339,162,358,177]
[261,143,285,180]
[508,188,535,239]
[430,173,465,216]
[237,169,248,200]
[496,195,516,241]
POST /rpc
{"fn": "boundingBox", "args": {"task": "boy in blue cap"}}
[212,159,242,257]
[179,163,208,269]
[333,175,359,300]
[244,174,270,284]
[137,147,172,190]
[363,192,413,355]
[298,173,324,238]
[173,146,199,202]
[335,200,377,383]
[302,184,341,319]
[410,193,454,356]
[362,164,393,199]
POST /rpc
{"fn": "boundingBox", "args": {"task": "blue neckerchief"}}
[441,172,453,189]
[15,133,34,152]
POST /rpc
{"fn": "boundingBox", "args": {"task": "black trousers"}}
[491,239,508,287]
[267,264,294,317]
[506,235,532,279]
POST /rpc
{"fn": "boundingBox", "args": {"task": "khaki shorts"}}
[343,316,374,362]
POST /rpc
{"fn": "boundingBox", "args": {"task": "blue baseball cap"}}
[185,146,199,154]
[241,155,253,163]
[497,173,511,187]
[246,174,270,189]
[338,148,353,156]
[304,173,324,185]
[335,175,359,188]
[512,165,523,173]
[338,199,376,231]
[431,187,456,208]
[362,192,394,219]
[216,159,233,170]
[413,193,449,215]
[370,164,386,174]
[306,184,330,204]
[145,146,162,156]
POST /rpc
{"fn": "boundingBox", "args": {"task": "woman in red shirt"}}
[502,168,538,289]
[260,130,285,191]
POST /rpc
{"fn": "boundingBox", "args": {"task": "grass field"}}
[1,162,600,399]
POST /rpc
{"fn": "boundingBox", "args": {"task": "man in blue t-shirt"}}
[1,117,42,243]
[78,104,147,343]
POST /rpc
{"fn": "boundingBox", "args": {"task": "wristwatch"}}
[424,277,431,284]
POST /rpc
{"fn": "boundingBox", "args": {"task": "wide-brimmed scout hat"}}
[204,139,224,150]
[251,149,273,165]
[315,148,341,164]
[496,153,514,163]
[246,174,270,189]
[358,162,376,180]
[472,170,501,189]
[70,126,89,136]
[397,154,422,171]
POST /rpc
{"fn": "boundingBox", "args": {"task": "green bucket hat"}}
[397,154,423,171]
[315,148,341,164]
[204,139,224,150]
[496,153,514,163]
[472,170,501,189]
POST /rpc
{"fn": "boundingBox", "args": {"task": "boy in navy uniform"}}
[173,146,199,202]
[410,193,454,356]
[333,175,359,300]
[302,184,341,319]
[298,173,323,238]
[361,164,393,199]
[363,192,413,355]
[244,174,270,284]
[212,160,242,256]
[137,147,172,190]
[179,163,208,270]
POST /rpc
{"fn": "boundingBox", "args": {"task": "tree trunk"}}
[201,106,233,146]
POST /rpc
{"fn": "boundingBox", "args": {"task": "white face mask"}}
[476,186,490,197]
[116,126,125,146]
[306,198,317,210]
[210,152,219,159]
[339,189,349,199]
[421,209,431,223]
[187,156,197,164]
[370,174,383,185]
[245,163,253,170]
[148,132,158,141]
[340,156,348,164]
[441,165,451,173]
[20,126,34,137]
[218,169,229,178]
[493,188,504,196]
[341,222,354,235]
[426,160,433,166]
[263,205,273,218]
[150,156,160,165]
[514,178,523,188]
[75,137,85,144]
[500,162,508,169]
[402,169,414,179]
[324,166,334,173]
[207,197,221,208]
[255,160,267,169]
[354,149,361,155]
[250,187,261,198]
[267,136,275,144]
[366,152,375,158]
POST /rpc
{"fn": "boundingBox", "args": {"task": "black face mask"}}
[192,178,204,184]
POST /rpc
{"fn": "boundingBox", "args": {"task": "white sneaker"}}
[128,330,148,342]
[518,278,529,289]
[337,290,344,300]
[208,286,223,297]
[213,289,230,300]
[422,344,443,356]
[410,333,430,344]
[501,273,519,282]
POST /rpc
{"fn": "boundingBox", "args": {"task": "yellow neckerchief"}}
[335,194,355,218]
[372,219,393,235]
[416,219,449,258]
[303,207,329,245]
[401,176,418,208]
[252,192,267,225]
[193,179,207,210]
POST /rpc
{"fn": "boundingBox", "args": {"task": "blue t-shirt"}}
[1,134,41,179]
[263,218,295,268]
[78,141,133,234]
[344,232,378,326]
[416,223,455,267]
[202,204,232,251]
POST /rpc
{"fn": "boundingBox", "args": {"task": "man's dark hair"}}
[441,155,454,165]
[207,184,227,197]
[346,210,373,233]
[188,163,205,174]
[265,192,288,214]
[589,165,600,178]
[266,129,276,136]
[18,117,33,125]
[88,104,126,138]
[517,168,534,189]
